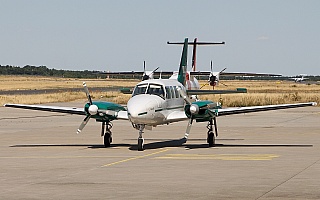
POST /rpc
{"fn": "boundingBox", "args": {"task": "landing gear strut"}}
[207,117,218,147]
[102,122,113,147]
[137,125,145,151]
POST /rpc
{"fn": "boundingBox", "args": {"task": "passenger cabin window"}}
[169,86,175,98]
[174,86,180,98]
[165,86,171,99]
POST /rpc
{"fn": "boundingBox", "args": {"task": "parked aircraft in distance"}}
[290,74,309,82]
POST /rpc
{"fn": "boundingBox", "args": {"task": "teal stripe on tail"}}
[177,38,188,86]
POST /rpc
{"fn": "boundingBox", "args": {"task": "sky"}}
[1,0,320,76]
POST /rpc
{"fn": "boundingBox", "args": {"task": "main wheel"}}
[104,132,112,147]
[208,131,215,147]
[138,138,144,151]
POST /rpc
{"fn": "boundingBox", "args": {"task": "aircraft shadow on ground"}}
[10,140,313,150]
[128,138,313,150]
[10,144,131,149]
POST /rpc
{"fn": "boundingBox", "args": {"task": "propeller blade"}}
[177,87,192,105]
[150,67,159,75]
[220,82,228,87]
[83,82,92,105]
[184,117,194,139]
[77,115,91,134]
[200,83,208,89]
[213,117,218,137]
[101,122,105,136]
[219,67,227,73]
[210,60,213,72]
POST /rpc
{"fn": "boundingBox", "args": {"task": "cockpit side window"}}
[147,84,165,99]
[132,84,148,97]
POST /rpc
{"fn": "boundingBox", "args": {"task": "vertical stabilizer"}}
[191,38,197,72]
[178,38,188,86]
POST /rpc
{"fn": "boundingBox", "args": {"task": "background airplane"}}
[167,38,282,89]
[4,38,317,151]
[290,74,309,82]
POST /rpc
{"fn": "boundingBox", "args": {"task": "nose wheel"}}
[136,124,145,151]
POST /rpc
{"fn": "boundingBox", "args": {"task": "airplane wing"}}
[215,102,317,116]
[190,71,281,76]
[3,103,129,120]
[4,104,86,115]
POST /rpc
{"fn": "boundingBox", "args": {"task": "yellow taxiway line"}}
[154,154,279,161]
[102,148,170,167]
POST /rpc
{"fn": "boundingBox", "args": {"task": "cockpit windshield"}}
[132,83,165,99]
[132,84,148,97]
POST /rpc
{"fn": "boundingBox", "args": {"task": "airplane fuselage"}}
[127,79,187,127]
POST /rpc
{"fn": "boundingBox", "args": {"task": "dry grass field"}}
[0,75,319,107]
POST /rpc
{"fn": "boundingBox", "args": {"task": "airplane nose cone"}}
[127,95,160,124]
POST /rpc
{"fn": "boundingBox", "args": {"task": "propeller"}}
[76,82,99,134]
[177,87,220,139]
[142,61,159,81]
[177,87,195,139]
[208,60,227,89]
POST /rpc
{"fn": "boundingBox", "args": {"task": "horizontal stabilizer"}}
[167,41,225,45]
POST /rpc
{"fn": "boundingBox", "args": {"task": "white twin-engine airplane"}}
[4,38,317,151]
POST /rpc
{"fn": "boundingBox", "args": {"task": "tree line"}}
[1,65,320,81]
[0,65,101,78]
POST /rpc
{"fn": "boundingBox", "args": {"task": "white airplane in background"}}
[291,74,309,82]
[4,38,317,151]
[167,38,282,90]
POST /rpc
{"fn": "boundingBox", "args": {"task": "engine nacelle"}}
[184,100,221,122]
[84,101,126,121]
[209,75,217,86]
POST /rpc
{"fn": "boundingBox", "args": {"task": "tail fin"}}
[177,38,188,86]
[191,38,197,71]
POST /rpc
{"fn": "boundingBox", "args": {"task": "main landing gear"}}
[207,117,218,147]
[101,121,113,147]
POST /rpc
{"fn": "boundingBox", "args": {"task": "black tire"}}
[208,132,215,147]
[138,138,144,151]
[104,132,111,147]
